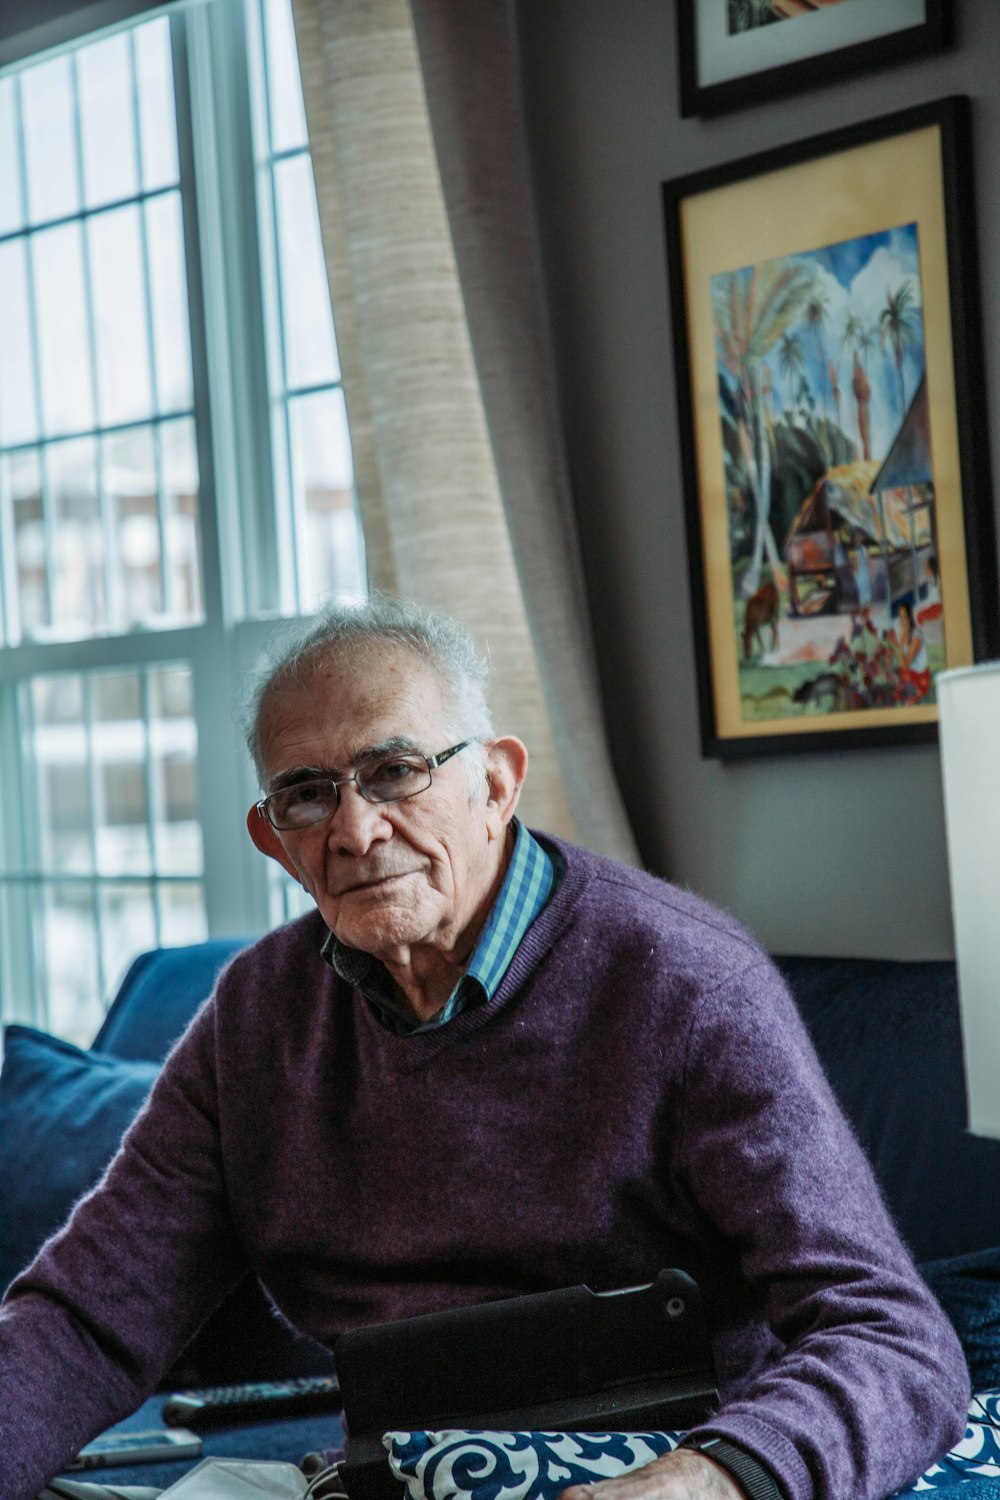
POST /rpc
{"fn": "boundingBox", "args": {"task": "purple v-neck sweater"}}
[0,836,967,1499]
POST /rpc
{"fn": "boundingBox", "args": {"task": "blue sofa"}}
[1,942,998,1488]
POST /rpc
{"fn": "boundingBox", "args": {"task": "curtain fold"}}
[291,0,638,864]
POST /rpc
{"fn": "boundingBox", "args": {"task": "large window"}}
[0,21,201,643]
[0,0,363,1043]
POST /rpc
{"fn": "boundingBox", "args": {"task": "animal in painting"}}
[792,672,844,712]
[743,580,780,661]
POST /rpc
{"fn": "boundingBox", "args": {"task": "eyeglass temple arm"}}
[427,740,473,770]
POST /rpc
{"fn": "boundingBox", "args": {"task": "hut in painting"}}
[867,373,939,625]
[784,374,936,621]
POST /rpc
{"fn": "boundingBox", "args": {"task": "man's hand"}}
[558,1449,746,1500]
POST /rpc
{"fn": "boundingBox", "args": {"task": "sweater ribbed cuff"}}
[677,1435,786,1500]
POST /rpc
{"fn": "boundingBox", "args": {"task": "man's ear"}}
[483,736,528,838]
[246,805,301,883]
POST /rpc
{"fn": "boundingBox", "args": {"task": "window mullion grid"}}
[150,417,171,621]
[267,138,302,610]
[256,8,299,612]
[12,76,53,635]
[92,415,121,644]
[17,682,48,1028]
[279,391,299,610]
[36,448,59,637]
[0,683,35,1024]
[4,409,184,451]
[12,76,45,439]
[0,185,182,246]
[177,4,253,622]
[70,51,116,638]
[0,77,27,647]
[141,664,164,948]
[0,460,19,645]
[97,432,125,631]
[82,672,107,1002]
[129,29,175,622]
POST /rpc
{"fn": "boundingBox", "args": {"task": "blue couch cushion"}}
[0,1025,159,1289]
[92,939,249,1062]
[776,956,1000,1263]
[922,1247,1000,1390]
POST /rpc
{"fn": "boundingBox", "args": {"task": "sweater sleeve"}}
[675,955,970,1500]
[0,998,248,1499]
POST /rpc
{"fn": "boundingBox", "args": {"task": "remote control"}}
[162,1373,341,1429]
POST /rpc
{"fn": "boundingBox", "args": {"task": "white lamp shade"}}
[939,662,1000,1139]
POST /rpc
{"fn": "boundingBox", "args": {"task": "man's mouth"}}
[339,870,416,895]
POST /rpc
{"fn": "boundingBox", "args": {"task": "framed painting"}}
[677,0,949,119]
[662,97,998,759]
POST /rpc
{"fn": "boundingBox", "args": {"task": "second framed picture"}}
[677,0,949,118]
[663,97,998,758]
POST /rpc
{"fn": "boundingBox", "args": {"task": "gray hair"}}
[242,594,495,792]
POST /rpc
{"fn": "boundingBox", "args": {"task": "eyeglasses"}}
[255,741,474,831]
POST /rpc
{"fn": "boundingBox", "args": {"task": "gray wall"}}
[515,1,1000,960]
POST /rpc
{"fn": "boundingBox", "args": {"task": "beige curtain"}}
[291,0,637,864]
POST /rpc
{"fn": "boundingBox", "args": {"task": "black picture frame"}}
[677,0,950,119]
[663,97,998,759]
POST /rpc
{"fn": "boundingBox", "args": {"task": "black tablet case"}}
[335,1269,719,1500]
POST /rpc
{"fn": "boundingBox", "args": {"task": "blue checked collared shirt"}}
[321,820,558,1035]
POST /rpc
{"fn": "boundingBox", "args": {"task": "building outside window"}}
[0,0,364,1044]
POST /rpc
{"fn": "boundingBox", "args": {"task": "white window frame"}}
[0,0,345,1030]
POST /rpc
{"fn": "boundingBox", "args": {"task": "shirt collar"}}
[320,819,556,1033]
[463,816,555,996]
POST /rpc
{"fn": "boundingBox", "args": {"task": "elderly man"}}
[0,596,968,1500]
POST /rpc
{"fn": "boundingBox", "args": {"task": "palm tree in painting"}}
[778,331,805,416]
[879,280,921,419]
[857,323,876,373]
[795,374,815,423]
[714,259,815,597]
[842,309,863,354]
[844,305,881,372]
[845,310,877,369]
[828,360,842,429]
[851,354,872,460]
[842,310,873,458]
[760,362,776,416]
[806,292,832,420]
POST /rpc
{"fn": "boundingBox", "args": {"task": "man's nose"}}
[330,783,393,855]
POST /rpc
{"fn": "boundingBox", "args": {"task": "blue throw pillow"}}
[0,1022,339,1388]
[0,1024,159,1290]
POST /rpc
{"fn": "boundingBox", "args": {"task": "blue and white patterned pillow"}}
[384,1390,1000,1500]
[385,1430,679,1500]
[909,1390,1000,1493]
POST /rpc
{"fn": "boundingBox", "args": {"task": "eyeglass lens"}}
[266,753,433,829]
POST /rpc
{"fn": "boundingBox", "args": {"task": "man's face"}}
[248,645,517,966]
